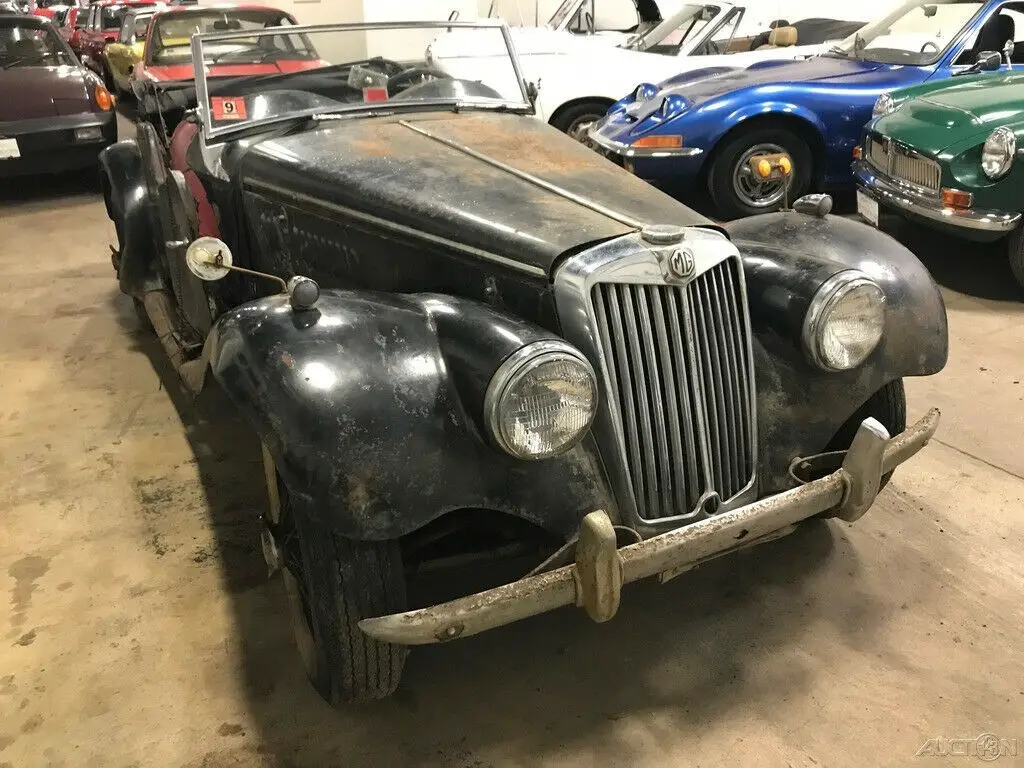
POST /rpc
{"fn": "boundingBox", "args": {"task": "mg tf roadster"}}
[99,20,947,705]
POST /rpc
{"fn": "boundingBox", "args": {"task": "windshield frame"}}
[147,7,296,65]
[547,0,586,31]
[192,20,534,145]
[626,3,727,54]
[824,0,989,66]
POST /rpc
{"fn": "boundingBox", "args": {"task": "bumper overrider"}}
[852,159,1020,234]
[360,409,940,645]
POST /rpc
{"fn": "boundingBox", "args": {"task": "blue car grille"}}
[866,135,941,193]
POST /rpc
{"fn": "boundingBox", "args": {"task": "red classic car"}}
[55,5,86,50]
[134,5,324,85]
[0,13,117,176]
[78,0,156,75]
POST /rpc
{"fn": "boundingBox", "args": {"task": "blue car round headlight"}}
[659,94,689,118]
[632,82,658,102]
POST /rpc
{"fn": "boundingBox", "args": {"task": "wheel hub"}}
[733,142,793,209]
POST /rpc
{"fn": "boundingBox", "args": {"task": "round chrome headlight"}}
[803,271,886,372]
[982,126,1016,180]
[484,340,598,460]
[872,93,896,118]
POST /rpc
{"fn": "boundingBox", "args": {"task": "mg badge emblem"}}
[668,248,695,280]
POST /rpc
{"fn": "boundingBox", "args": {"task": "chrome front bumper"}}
[360,410,940,646]
[852,160,1020,234]
[585,124,704,159]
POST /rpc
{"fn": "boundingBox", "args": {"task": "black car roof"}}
[0,13,50,25]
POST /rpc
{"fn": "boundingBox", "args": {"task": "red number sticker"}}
[363,87,389,103]
[211,96,247,121]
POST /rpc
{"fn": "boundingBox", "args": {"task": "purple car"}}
[0,13,117,177]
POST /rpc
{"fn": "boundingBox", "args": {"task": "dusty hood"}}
[239,111,716,276]
[0,65,90,121]
[876,73,1024,154]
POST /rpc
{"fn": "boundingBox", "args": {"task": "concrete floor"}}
[0,168,1022,768]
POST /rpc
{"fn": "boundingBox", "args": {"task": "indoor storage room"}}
[0,0,1022,765]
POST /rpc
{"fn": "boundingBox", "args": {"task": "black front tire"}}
[825,378,906,491]
[1007,226,1024,292]
[280,487,408,705]
[707,124,812,219]
[550,101,612,142]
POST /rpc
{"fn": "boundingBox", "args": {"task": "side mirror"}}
[978,50,1002,71]
[700,5,717,21]
[956,50,1002,76]
[525,79,540,106]
[184,237,320,310]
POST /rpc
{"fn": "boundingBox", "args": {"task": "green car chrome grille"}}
[866,135,941,193]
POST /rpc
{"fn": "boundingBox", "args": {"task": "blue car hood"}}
[660,56,899,107]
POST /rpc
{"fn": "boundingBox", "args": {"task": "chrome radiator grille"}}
[867,136,941,192]
[591,257,755,521]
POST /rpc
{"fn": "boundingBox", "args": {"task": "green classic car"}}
[853,66,1024,289]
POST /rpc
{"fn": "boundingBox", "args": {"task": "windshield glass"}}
[626,4,709,51]
[102,6,128,30]
[150,8,294,65]
[548,0,583,29]
[194,23,531,141]
[131,12,151,40]
[0,20,72,67]
[825,0,984,65]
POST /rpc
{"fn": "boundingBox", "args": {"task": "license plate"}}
[857,190,879,227]
[0,138,19,160]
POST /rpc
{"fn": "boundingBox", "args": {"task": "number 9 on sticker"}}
[212,97,247,121]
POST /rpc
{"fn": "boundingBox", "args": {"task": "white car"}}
[428,0,867,138]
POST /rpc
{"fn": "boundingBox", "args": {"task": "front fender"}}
[99,140,162,297]
[725,210,948,490]
[716,100,826,143]
[206,290,616,542]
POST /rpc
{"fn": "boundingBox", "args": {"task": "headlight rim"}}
[981,125,1016,180]
[483,339,598,461]
[872,92,896,118]
[802,270,887,373]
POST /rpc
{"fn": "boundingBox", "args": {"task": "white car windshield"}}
[825,0,984,64]
[625,3,714,51]
[548,0,584,29]
[193,22,532,141]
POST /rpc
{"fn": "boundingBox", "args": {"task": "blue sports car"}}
[588,0,1022,218]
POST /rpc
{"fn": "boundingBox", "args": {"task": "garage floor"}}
[1,164,1022,768]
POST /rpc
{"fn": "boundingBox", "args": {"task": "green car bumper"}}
[853,159,1020,241]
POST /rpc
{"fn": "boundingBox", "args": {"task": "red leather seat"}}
[169,119,219,238]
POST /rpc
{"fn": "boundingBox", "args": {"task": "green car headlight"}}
[981,126,1016,180]
[484,340,598,460]
[803,271,887,372]
[872,93,896,118]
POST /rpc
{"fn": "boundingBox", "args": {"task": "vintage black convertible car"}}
[100,21,948,705]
